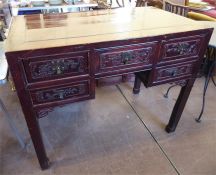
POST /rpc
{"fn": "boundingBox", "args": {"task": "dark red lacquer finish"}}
[6,28,213,170]
[23,51,90,82]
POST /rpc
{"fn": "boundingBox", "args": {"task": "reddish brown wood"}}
[6,53,50,170]
[165,78,195,132]
[165,28,213,132]
[94,41,159,77]
[158,34,205,64]
[6,28,213,170]
[23,51,90,83]
[133,74,142,94]
[150,60,196,86]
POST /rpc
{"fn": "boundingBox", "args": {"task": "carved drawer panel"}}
[30,80,92,105]
[160,35,205,63]
[23,51,89,83]
[152,61,195,84]
[95,42,158,74]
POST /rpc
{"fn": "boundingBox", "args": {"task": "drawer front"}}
[152,61,195,84]
[96,42,158,73]
[30,80,92,105]
[23,51,89,83]
[160,35,204,63]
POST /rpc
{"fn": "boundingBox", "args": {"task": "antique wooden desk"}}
[5,7,213,169]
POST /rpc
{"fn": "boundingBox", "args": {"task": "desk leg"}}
[24,112,50,170]
[165,79,195,133]
[7,56,50,170]
[133,75,141,94]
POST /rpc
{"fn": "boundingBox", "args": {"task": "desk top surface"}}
[5,7,213,52]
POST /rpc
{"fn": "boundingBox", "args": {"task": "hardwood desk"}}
[5,7,213,170]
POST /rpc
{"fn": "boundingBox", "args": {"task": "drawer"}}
[95,42,158,74]
[30,80,93,105]
[23,51,90,83]
[151,61,195,85]
[159,35,205,63]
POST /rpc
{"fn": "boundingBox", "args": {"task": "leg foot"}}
[165,125,176,133]
[133,88,140,94]
[40,158,50,170]
[133,74,141,94]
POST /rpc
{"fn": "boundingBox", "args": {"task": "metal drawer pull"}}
[171,70,177,77]
[122,52,133,64]
[166,66,190,77]
[51,60,80,75]
[59,92,64,99]
[35,86,84,103]
[166,68,178,77]
[51,60,65,75]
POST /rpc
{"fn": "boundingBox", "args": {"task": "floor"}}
[0,76,216,175]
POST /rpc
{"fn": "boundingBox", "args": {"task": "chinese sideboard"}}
[5,7,213,169]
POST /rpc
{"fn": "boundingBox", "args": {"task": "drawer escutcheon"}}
[35,84,86,103]
[163,40,199,59]
[30,57,86,80]
[157,64,193,80]
[100,47,152,68]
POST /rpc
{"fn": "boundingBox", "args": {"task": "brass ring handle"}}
[166,68,178,77]
[56,66,62,75]
[171,70,177,76]
[123,57,129,64]
[59,92,64,99]
[51,60,66,75]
